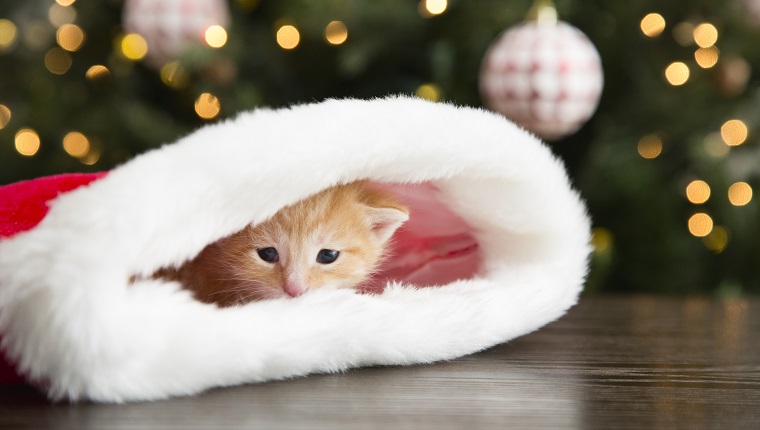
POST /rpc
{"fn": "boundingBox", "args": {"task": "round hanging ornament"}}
[122,0,230,67]
[480,0,603,140]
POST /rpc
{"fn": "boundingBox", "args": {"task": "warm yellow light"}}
[63,131,90,158]
[195,93,221,120]
[640,13,666,37]
[49,4,77,27]
[324,21,348,45]
[276,25,300,50]
[80,147,100,166]
[56,0,76,6]
[85,65,110,80]
[160,61,190,89]
[0,19,17,49]
[591,227,613,254]
[686,180,711,204]
[688,213,713,237]
[703,226,728,253]
[728,182,752,206]
[693,23,718,48]
[637,134,663,159]
[720,120,748,146]
[694,46,719,69]
[56,24,85,52]
[665,62,689,86]
[415,83,441,102]
[15,128,41,157]
[121,33,148,61]
[44,47,73,75]
[204,25,227,48]
[424,0,448,15]
[0,105,10,129]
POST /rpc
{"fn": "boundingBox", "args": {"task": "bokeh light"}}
[703,226,728,253]
[15,128,41,156]
[591,227,613,254]
[120,33,148,60]
[85,65,110,80]
[665,62,689,86]
[637,134,663,159]
[694,46,719,69]
[56,24,85,52]
[416,83,441,101]
[0,19,18,50]
[44,47,73,74]
[424,0,448,15]
[720,119,748,146]
[686,180,711,204]
[703,132,729,158]
[688,213,713,237]
[276,25,300,50]
[693,23,718,48]
[718,56,751,96]
[728,182,752,206]
[160,61,190,89]
[49,4,77,27]
[204,25,227,48]
[325,21,348,45]
[0,105,10,129]
[640,13,666,37]
[63,131,90,158]
[80,146,100,166]
[672,22,695,46]
[56,0,76,6]
[195,93,221,120]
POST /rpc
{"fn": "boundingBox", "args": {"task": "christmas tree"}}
[1,0,759,295]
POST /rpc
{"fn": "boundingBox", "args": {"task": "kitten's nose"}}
[284,282,307,297]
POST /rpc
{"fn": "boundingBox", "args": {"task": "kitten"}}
[166,181,409,306]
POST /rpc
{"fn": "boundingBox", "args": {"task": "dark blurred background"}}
[1,0,759,296]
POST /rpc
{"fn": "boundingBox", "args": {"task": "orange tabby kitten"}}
[167,181,409,306]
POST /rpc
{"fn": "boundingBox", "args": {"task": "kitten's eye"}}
[256,247,279,263]
[316,249,340,264]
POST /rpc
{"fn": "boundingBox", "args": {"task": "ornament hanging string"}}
[526,0,557,26]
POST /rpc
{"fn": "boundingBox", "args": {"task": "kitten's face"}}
[207,182,408,302]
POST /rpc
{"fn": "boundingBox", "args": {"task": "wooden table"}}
[1,296,758,429]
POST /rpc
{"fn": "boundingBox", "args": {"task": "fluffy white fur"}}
[0,97,590,402]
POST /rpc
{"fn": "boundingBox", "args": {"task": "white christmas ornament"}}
[480,19,603,140]
[123,0,230,67]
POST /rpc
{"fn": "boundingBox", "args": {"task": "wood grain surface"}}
[1,296,758,429]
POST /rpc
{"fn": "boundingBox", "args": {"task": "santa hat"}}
[0,97,590,402]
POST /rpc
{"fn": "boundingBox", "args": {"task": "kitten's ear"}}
[365,206,409,243]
